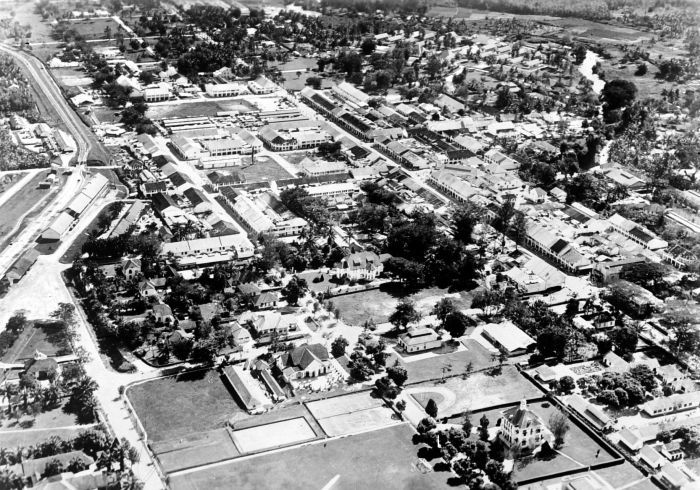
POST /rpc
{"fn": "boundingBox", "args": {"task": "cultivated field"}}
[128,370,244,442]
[169,424,450,490]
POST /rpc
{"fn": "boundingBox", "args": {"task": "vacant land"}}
[412,366,542,415]
[170,424,450,490]
[1,320,71,364]
[147,99,257,120]
[331,286,477,326]
[128,370,244,442]
[235,155,293,182]
[151,428,240,473]
[0,171,52,250]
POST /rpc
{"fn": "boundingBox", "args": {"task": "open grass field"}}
[0,171,52,250]
[169,423,450,490]
[7,1,55,44]
[0,426,87,448]
[0,401,79,432]
[391,338,495,384]
[146,99,257,120]
[231,417,316,453]
[151,428,240,473]
[128,369,245,443]
[0,320,71,364]
[235,155,293,182]
[412,365,542,416]
[331,286,478,326]
[63,18,121,40]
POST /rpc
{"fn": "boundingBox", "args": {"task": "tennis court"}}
[318,406,398,437]
[306,392,382,419]
[231,417,316,453]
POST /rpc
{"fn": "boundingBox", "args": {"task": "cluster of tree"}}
[82,228,162,260]
[0,128,49,171]
[0,312,28,359]
[414,418,518,490]
[280,187,332,230]
[657,426,700,458]
[384,210,481,291]
[0,55,36,115]
[120,101,156,134]
[456,0,611,20]
[0,429,140,489]
[601,79,637,122]
[348,335,387,381]
[374,362,408,399]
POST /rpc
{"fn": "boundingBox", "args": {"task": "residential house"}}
[277,343,332,381]
[397,327,442,353]
[333,251,386,281]
[121,257,142,279]
[152,304,175,324]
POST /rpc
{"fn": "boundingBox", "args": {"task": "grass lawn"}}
[0,401,79,431]
[128,369,245,442]
[413,366,542,415]
[65,18,121,40]
[92,107,121,125]
[390,339,496,384]
[470,400,617,483]
[0,171,52,250]
[331,286,478,326]
[0,427,87,448]
[236,155,293,182]
[151,428,240,474]
[169,424,451,490]
[0,172,20,194]
[0,320,72,364]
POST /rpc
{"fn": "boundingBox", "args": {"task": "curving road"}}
[0,43,95,164]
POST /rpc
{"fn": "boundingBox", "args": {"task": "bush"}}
[558,376,575,393]
[597,389,619,408]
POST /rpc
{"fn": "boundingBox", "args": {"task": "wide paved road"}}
[0,43,94,163]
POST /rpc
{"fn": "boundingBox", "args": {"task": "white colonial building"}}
[498,400,553,451]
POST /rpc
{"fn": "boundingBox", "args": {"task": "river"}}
[578,50,605,95]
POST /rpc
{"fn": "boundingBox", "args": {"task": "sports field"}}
[128,370,245,442]
[0,171,53,251]
[151,429,240,473]
[169,424,450,490]
[306,392,396,436]
[231,417,316,453]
